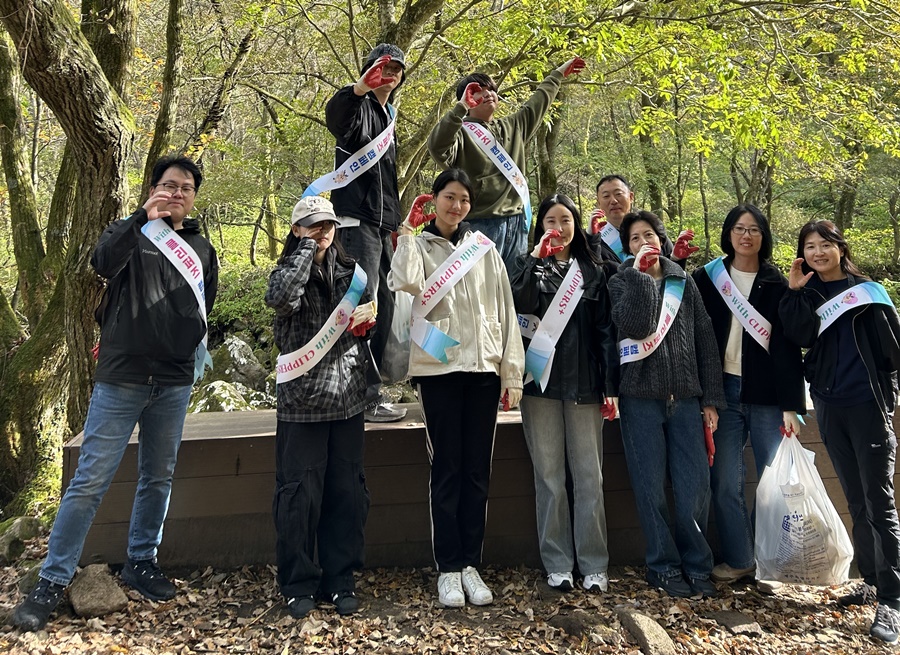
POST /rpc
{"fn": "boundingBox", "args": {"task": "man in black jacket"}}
[13,156,218,632]
[325,44,407,422]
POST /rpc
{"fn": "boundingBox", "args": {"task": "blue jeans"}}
[619,395,714,580]
[40,381,192,586]
[521,396,609,575]
[710,374,783,569]
[467,213,528,274]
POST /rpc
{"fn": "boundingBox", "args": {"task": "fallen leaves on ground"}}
[0,536,894,654]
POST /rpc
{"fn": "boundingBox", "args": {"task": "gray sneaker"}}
[364,402,407,423]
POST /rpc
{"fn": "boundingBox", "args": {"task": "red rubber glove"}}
[362,55,392,89]
[589,208,606,235]
[405,194,436,229]
[673,229,699,259]
[91,343,100,361]
[634,245,660,272]
[463,82,483,108]
[704,423,715,467]
[351,319,376,337]
[501,390,510,412]
[560,56,586,78]
[391,231,399,251]
[600,397,618,421]
[531,229,564,259]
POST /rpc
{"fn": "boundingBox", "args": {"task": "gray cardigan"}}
[608,257,725,408]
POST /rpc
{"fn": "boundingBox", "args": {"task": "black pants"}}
[418,372,501,572]
[273,414,369,598]
[814,398,900,608]
[340,223,394,403]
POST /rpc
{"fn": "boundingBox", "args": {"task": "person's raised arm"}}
[264,238,317,317]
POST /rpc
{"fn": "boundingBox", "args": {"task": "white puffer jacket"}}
[388,223,524,390]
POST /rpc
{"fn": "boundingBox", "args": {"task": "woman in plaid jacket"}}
[265,196,375,620]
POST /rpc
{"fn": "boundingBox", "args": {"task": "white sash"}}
[816,280,894,335]
[619,277,686,363]
[524,261,584,390]
[462,121,532,221]
[703,257,772,352]
[141,219,211,383]
[302,104,396,198]
[276,264,368,384]
[411,231,496,363]
[599,223,625,262]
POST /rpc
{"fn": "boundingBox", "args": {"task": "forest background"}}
[0,0,899,520]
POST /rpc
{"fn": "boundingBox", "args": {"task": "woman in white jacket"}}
[389,168,524,609]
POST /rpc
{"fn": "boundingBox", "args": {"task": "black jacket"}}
[693,258,806,412]
[325,86,401,231]
[779,274,900,418]
[92,209,218,385]
[265,240,371,423]
[511,254,618,403]
[609,257,726,408]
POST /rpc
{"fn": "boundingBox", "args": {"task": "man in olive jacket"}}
[427,58,585,271]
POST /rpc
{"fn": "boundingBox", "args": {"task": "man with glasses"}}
[13,156,218,631]
[427,58,585,271]
[325,43,407,422]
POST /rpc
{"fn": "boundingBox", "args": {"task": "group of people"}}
[11,43,900,648]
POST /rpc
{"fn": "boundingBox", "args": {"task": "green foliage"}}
[208,263,274,332]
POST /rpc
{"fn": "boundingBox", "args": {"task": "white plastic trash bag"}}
[381,290,413,383]
[755,435,853,585]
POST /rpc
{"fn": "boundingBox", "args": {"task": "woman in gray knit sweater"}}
[608,211,726,599]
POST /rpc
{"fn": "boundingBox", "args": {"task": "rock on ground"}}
[617,606,678,655]
[189,380,252,412]
[0,517,42,565]
[68,564,129,618]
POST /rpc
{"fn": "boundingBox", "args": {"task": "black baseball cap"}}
[361,44,406,73]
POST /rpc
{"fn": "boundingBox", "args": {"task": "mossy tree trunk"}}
[0,32,49,329]
[140,0,184,200]
[0,0,135,513]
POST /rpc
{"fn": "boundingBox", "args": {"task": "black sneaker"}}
[120,558,176,601]
[871,603,900,645]
[13,578,66,632]
[686,576,719,599]
[331,590,359,616]
[645,570,693,598]
[839,582,878,607]
[287,595,316,619]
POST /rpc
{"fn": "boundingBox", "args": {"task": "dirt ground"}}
[0,532,896,655]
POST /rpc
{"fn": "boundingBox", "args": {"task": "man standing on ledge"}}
[326,43,407,422]
[13,155,218,632]
[427,58,586,271]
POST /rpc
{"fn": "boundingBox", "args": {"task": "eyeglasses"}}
[732,225,762,237]
[157,182,196,197]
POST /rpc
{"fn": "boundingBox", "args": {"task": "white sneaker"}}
[547,572,574,591]
[437,572,465,608]
[461,566,493,605]
[711,562,756,583]
[582,572,609,593]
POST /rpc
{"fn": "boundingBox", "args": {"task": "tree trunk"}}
[0,32,48,328]
[0,0,135,511]
[140,0,184,199]
[184,4,271,159]
[535,103,560,202]
[889,188,900,267]
[638,93,665,215]
[699,152,711,260]
[0,287,22,353]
